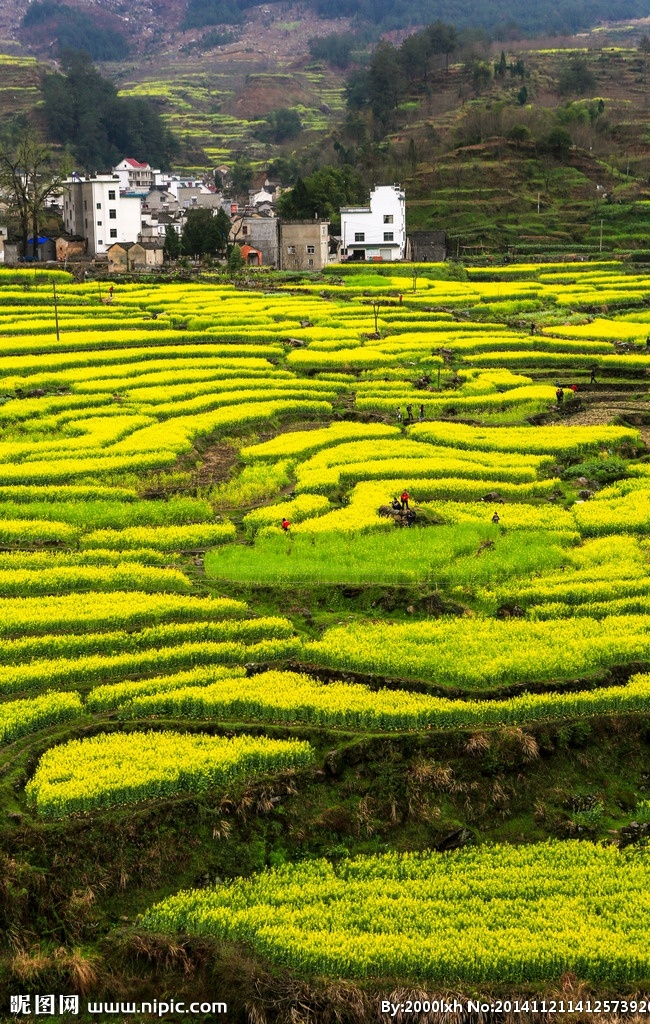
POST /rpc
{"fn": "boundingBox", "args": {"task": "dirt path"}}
[563,389,650,434]
[194,442,240,487]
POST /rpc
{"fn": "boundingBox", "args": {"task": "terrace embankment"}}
[562,392,650,429]
[271,657,650,700]
[2,711,650,1017]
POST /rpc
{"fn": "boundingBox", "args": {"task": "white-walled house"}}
[112,159,160,195]
[62,175,141,256]
[340,184,406,261]
[153,174,209,198]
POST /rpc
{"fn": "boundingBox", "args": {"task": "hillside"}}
[323,38,650,257]
[113,6,349,169]
[0,54,43,120]
[5,17,650,254]
[5,0,650,60]
[4,263,650,1013]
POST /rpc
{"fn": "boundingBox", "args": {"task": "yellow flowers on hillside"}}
[81,522,236,551]
[241,422,400,461]
[0,592,249,638]
[0,691,83,746]
[0,564,192,598]
[305,614,650,689]
[6,262,650,881]
[408,421,639,456]
[243,495,331,534]
[27,731,314,816]
[111,667,650,731]
[140,842,650,983]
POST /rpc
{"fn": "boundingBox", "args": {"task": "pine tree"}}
[227,244,244,273]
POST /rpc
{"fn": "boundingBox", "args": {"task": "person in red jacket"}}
[400,490,410,510]
[281,518,291,531]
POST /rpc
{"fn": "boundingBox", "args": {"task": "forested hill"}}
[40,53,178,171]
[307,0,647,33]
[183,0,650,34]
[13,0,650,58]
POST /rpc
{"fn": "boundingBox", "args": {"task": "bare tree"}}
[0,128,68,258]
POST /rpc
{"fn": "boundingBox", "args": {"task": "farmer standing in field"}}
[406,404,414,422]
[400,489,410,510]
[396,407,403,422]
[419,403,425,421]
[281,518,291,532]
[590,367,597,384]
[556,387,564,405]
[492,511,500,524]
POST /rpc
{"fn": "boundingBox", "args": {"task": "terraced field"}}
[4,261,650,1015]
[116,52,347,167]
[0,53,42,119]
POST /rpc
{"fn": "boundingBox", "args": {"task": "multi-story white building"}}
[62,175,141,256]
[113,159,159,195]
[340,184,406,261]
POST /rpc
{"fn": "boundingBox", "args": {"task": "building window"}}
[109,209,117,219]
[321,224,327,235]
[96,202,102,209]
[98,239,103,245]
[384,232,394,242]
[287,245,296,254]
[110,229,118,238]
[84,200,87,210]
[306,245,315,254]
[97,221,102,226]
[354,232,365,242]
[308,258,314,267]
[108,190,116,200]
[383,214,393,223]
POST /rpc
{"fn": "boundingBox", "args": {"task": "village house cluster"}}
[1,158,446,270]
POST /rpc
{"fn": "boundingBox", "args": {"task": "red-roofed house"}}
[112,159,159,195]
